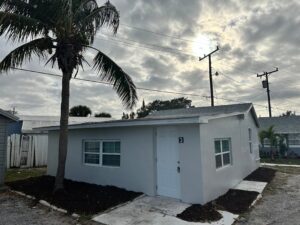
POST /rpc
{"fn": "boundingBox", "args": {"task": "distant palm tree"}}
[259,126,278,160]
[0,0,137,191]
[70,105,92,117]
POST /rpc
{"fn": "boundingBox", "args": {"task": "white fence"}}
[7,134,48,168]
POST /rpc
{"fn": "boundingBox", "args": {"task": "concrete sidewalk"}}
[92,179,268,225]
[92,196,238,225]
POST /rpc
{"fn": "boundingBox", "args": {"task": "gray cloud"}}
[0,0,299,118]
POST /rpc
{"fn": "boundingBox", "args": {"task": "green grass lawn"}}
[5,167,47,183]
[260,158,300,165]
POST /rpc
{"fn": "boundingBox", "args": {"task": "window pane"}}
[222,140,230,152]
[84,142,100,153]
[84,153,99,164]
[249,142,252,153]
[248,128,252,141]
[215,140,221,154]
[103,142,120,153]
[223,153,231,165]
[102,155,120,167]
[215,155,222,168]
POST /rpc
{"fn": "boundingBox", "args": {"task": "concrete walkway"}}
[234,180,267,193]
[92,196,238,225]
[92,179,269,225]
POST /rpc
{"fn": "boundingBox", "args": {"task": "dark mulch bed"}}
[214,189,259,214]
[177,203,222,222]
[7,175,142,215]
[244,167,276,183]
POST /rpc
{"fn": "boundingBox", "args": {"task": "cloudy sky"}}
[0,0,299,118]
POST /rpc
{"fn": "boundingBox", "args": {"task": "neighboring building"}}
[42,103,260,204]
[259,116,300,156]
[0,109,18,187]
[7,116,112,168]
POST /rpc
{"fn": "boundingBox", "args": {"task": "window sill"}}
[216,164,232,172]
[83,163,120,168]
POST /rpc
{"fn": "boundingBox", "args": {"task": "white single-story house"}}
[43,103,260,204]
[259,116,300,156]
[0,109,18,187]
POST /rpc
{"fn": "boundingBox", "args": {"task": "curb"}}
[261,163,300,168]
[10,190,79,218]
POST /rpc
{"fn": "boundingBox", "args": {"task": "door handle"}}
[177,166,180,173]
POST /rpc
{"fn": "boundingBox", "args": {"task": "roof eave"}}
[35,116,204,131]
[0,109,19,122]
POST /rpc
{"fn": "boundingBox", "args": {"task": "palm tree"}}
[0,0,137,191]
[259,126,278,160]
[70,105,92,117]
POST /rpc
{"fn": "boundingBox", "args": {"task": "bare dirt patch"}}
[244,167,276,183]
[0,192,99,225]
[235,166,300,225]
[177,203,222,222]
[214,189,259,214]
[7,175,142,215]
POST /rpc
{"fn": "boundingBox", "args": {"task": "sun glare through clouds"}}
[192,35,213,56]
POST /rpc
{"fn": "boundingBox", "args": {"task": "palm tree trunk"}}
[54,71,71,191]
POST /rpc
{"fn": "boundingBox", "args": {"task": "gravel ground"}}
[0,192,99,225]
[235,166,300,225]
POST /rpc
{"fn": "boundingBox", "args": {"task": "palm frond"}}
[0,0,32,15]
[93,50,137,109]
[0,11,49,42]
[74,0,98,15]
[0,37,53,72]
[76,1,119,43]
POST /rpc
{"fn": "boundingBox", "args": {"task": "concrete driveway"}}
[235,166,300,225]
[92,196,237,225]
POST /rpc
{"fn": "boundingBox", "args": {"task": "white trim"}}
[83,139,121,168]
[248,128,253,154]
[214,138,232,169]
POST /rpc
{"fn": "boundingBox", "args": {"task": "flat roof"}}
[36,103,258,131]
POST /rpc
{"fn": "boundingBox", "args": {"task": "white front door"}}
[156,126,180,199]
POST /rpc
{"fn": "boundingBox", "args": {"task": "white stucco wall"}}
[199,112,260,204]
[47,112,259,204]
[47,126,156,195]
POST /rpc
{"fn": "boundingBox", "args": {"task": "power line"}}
[98,37,197,58]
[10,67,202,96]
[9,67,291,114]
[120,23,200,44]
[100,34,198,57]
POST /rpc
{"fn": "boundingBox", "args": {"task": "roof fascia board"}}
[203,112,246,122]
[246,104,260,128]
[36,116,203,131]
[0,109,18,121]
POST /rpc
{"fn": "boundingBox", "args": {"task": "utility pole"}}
[199,46,219,106]
[257,68,279,117]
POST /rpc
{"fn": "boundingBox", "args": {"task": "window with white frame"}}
[83,140,121,167]
[248,128,253,153]
[214,138,232,169]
